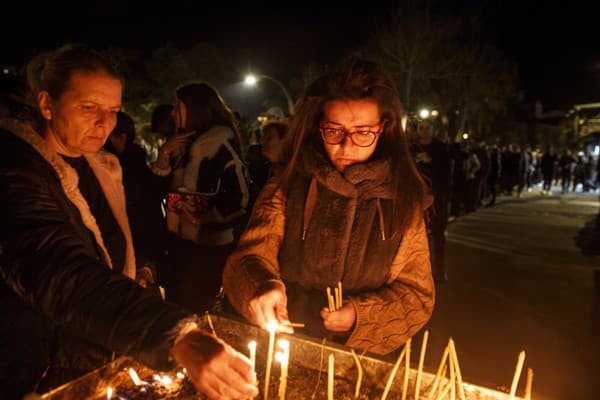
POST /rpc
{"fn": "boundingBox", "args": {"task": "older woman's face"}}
[321,99,381,172]
[40,71,122,157]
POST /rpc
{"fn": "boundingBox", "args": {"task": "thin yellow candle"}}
[276,339,290,400]
[326,287,335,312]
[449,339,466,400]
[427,342,450,400]
[337,281,343,308]
[327,353,335,400]
[509,350,526,400]
[264,322,277,400]
[401,338,411,400]
[448,345,456,400]
[381,344,407,400]
[432,365,448,400]
[205,311,217,337]
[524,368,533,400]
[414,330,429,400]
[350,349,363,399]
[334,287,340,310]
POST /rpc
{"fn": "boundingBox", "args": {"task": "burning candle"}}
[276,339,290,400]
[264,321,277,400]
[129,368,143,386]
[327,353,334,400]
[248,341,257,372]
[106,386,113,400]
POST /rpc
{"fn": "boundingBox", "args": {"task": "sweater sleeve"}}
[345,212,435,355]
[222,177,286,321]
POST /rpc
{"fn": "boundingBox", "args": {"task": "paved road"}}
[417,188,600,400]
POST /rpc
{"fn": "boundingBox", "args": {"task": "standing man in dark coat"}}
[412,119,452,283]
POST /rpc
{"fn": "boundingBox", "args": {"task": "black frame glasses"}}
[319,122,384,147]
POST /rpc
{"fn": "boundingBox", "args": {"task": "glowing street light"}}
[244,73,294,116]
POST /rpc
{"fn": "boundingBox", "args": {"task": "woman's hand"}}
[159,131,196,156]
[320,301,356,332]
[247,281,291,331]
[170,329,259,400]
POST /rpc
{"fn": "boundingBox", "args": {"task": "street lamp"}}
[244,73,294,116]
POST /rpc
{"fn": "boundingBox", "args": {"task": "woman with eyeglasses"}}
[223,56,434,355]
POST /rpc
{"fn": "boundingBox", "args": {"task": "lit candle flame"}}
[161,374,173,387]
[266,321,277,332]
[106,386,113,400]
[176,372,185,379]
[129,368,143,386]
[248,340,257,371]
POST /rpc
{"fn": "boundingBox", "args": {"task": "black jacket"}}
[0,121,194,398]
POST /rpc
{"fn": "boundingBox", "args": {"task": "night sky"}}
[2,1,598,111]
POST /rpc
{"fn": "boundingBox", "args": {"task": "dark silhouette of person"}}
[540,146,557,195]
[412,119,452,283]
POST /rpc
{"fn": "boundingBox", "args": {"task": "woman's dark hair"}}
[114,111,136,144]
[280,55,427,237]
[175,81,244,156]
[24,44,122,126]
[151,104,175,136]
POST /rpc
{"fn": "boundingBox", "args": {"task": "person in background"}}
[487,144,502,206]
[151,81,250,313]
[0,44,257,400]
[223,56,434,356]
[412,118,451,284]
[246,117,290,211]
[558,149,576,194]
[104,111,166,289]
[540,146,557,195]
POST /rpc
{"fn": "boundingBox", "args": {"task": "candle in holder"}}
[276,339,290,400]
[264,321,277,400]
[328,353,335,400]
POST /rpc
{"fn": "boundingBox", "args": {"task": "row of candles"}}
[248,320,344,400]
[106,313,533,400]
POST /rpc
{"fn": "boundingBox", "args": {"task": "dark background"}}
[2,1,598,111]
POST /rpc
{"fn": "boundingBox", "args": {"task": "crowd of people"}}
[408,118,600,284]
[0,43,597,400]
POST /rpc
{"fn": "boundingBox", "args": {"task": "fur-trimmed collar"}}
[0,118,136,279]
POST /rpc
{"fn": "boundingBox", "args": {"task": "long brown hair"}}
[280,56,427,237]
[175,81,244,157]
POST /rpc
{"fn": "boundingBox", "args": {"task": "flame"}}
[106,386,113,400]
[128,368,143,386]
[176,372,185,379]
[161,375,173,387]
[266,321,277,332]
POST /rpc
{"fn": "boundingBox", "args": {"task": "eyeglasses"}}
[319,121,384,147]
